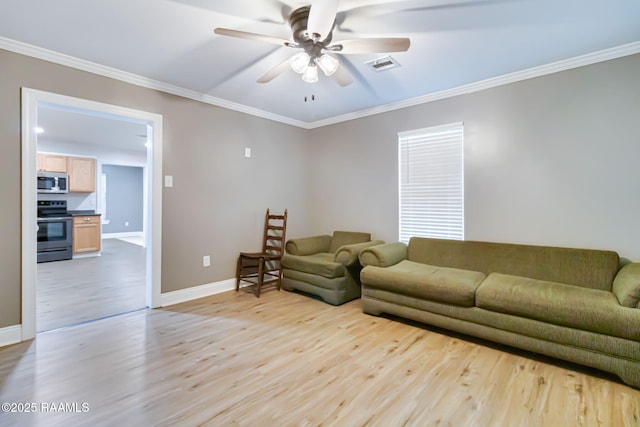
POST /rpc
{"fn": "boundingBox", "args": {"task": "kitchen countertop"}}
[68,210,101,216]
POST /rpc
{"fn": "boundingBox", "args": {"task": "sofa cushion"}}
[334,240,384,265]
[361,260,486,307]
[476,273,640,341]
[612,263,640,308]
[285,235,331,256]
[407,237,619,291]
[359,242,408,267]
[329,231,371,253]
[281,253,344,279]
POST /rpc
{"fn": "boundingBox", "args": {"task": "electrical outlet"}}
[203,255,211,267]
[124,221,129,227]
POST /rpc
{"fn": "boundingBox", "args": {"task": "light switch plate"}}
[244,147,252,158]
[164,175,173,187]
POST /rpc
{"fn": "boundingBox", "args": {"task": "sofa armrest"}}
[334,240,385,265]
[613,263,640,308]
[285,235,331,256]
[359,242,408,267]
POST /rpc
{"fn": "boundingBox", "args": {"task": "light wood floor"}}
[36,239,146,332]
[1,289,639,426]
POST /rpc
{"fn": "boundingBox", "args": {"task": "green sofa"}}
[281,231,383,305]
[359,237,640,388]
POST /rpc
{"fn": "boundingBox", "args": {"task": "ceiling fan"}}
[213,0,410,86]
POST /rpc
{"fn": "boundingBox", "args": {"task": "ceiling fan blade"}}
[307,0,340,40]
[257,59,291,83]
[331,63,353,87]
[331,37,410,54]
[214,28,291,47]
[338,0,414,12]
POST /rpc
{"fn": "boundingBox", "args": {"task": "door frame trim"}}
[21,88,163,340]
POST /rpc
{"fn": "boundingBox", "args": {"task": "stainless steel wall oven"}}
[37,200,72,263]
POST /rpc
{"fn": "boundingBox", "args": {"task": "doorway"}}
[37,160,147,332]
[21,88,163,340]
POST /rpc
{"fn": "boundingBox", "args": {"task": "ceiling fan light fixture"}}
[289,52,310,74]
[301,64,319,83]
[317,54,339,76]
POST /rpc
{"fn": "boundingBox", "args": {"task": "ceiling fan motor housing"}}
[289,6,333,48]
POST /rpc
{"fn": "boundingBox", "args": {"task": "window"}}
[398,122,464,244]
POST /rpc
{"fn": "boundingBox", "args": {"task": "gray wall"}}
[1,47,638,330]
[0,49,310,328]
[102,165,144,233]
[307,54,640,262]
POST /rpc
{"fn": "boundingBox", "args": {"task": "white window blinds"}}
[398,123,464,244]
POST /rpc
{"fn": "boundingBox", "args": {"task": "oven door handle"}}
[37,217,72,222]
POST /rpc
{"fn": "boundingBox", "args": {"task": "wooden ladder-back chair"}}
[236,209,288,297]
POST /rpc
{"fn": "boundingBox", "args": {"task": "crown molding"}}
[2,36,639,130]
[306,41,640,129]
[0,36,307,129]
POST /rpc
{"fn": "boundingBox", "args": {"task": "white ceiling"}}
[37,106,149,153]
[2,0,640,128]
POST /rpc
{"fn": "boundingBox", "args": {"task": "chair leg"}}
[276,261,282,291]
[235,255,242,292]
[256,258,265,298]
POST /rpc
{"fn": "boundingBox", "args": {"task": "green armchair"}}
[281,231,384,305]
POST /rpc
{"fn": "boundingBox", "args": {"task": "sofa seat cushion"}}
[361,260,486,307]
[476,273,640,341]
[281,253,344,279]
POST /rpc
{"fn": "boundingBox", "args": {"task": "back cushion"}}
[407,237,619,291]
[329,231,371,253]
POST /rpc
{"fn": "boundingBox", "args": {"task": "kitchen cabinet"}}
[37,153,97,193]
[73,215,101,254]
[37,153,68,172]
[67,156,96,192]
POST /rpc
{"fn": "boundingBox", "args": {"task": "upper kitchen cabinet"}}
[37,152,96,192]
[67,156,96,192]
[37,153,68,173]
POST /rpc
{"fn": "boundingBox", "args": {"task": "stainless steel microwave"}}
[37,171,68,193]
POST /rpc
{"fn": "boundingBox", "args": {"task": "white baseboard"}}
[160,278,237,307]
[102,231,144,239]
[72,253,101,259]
[0,325,23,348]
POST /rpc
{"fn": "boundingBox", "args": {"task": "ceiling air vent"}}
[365,56,401,72]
